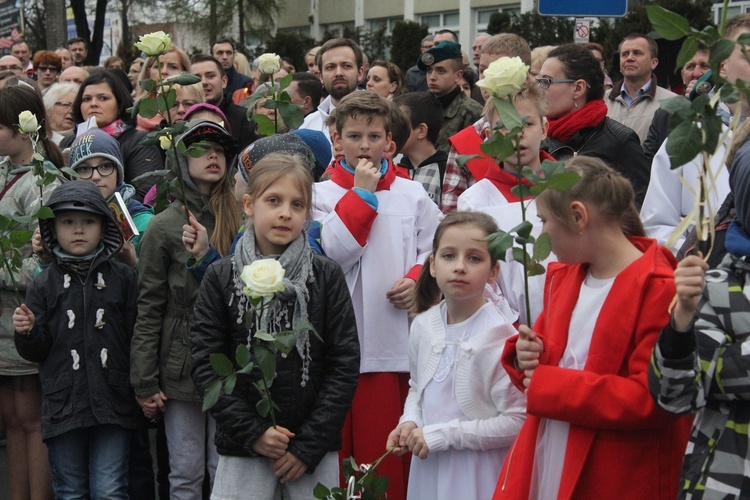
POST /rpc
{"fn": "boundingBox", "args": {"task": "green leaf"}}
[35,206,55,220]
[511,220,533,240]
[186,142,210,158]
[660,95,692,115]
[646,5,691,40]
[202,379,222,411]
[256,397,271,417]
[139,78,157,93]
[666,120,703,169]
[455,154,481,170]
[61,167,78,178]
[511,246,531,264]
[139,97,159,118]
[313,483,331,498]
[480,132,515,161]
[254,330,276,342]
[277,72,293,91]
[237,361,255,374]
[159,73,201,86]
[675,37,698,74]
[157,88,177,113]
[235,344,251,367]
[8,230,32,247]
[254,113,276,137]
[527,261,546,277]
[210,352,234,377]
[510,183,533,198]
[223,372,237,395]
[720,83,742,104]
[703,111,723,156]
[295,319,321,342]
[493,97,524,130]
[277,101,304,130]
[710,39,736,67]
[532,232,552,261]
[255,343,277,382]
[274,331,297,355]
[530,172,580,196]
[371,475,389,495]
[343,457,358,476]
[538,159,567,180]
[263,99,279,110]
[486,230,513,261]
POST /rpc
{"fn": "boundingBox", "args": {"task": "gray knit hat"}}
[237,133,314,184]
[68,128,125,185]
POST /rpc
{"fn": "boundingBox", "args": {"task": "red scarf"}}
[547,99,607,143]
[484,151,555,202]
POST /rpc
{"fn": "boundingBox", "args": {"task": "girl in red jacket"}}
[493,156,691,500]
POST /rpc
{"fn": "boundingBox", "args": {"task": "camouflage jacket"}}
[435,91,483,153]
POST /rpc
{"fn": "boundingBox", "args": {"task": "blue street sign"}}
[538,0,628,17]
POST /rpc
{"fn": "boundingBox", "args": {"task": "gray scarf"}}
[230,225,315,386]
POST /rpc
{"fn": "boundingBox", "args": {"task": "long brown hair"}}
[414,211,499,314]
[0,84,64,168]
[536,155,644,237]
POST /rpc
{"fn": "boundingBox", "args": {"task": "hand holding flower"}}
[252,425,295,459]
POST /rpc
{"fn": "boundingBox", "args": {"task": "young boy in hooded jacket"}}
[13,181,139,499]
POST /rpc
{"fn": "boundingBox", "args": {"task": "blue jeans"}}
[46,424,130,500]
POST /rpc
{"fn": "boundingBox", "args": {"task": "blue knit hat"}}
[68,128,125,185]
[291,129,332,176]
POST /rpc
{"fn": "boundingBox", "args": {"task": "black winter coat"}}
[191,254,359,471]
[14,258,140,440]
[543,116,651,207]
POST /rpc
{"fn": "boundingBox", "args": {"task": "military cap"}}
[417,41,462,71]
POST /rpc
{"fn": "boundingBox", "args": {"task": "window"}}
[420,11,460,38]
[367,17,403,34]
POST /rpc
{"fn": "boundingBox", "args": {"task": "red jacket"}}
[494,237,691,500]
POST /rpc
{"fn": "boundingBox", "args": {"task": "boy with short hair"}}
[394,92,447,206]
[14,181,139,499]
[312,91,441,500]
[458,82,552,325]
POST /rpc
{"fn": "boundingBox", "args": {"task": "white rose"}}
[476,57,529,99]
[258,53,281,75]
[17,110,39,135]
[159,134,172,151]
[135,31,172,57]
[240,259,285,298]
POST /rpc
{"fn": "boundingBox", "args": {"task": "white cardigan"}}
[400,302,526,453]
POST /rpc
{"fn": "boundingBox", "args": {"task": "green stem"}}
[516,145,531,325]
[272,75,278,134]
[2,249,22,307]
[719,0,730,36]
[156,59,191,226]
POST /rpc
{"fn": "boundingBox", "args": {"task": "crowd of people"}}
[0,12,748,500]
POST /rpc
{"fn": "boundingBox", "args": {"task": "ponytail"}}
[414,255,440,314]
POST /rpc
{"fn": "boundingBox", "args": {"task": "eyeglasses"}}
[54,101,73,109]
[74,162,117,179]
[0,65,21,71]
[37,66,59,73]
[535,77,578,90]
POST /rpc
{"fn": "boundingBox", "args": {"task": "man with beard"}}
[299,38,364,143]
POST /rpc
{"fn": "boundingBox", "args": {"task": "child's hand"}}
[116,240,138,268]
[673,253,708,332]
[252,425,295,459]
[386,278,416,310]
[273,451,308,483]
[181,210,209,260]
[386,421,417,456]
[406,427,430,459]
[517,325,543,391]
[31,229,51,265]
[136,391,167,420]
[13,304,35,333]
[353,158,380,193]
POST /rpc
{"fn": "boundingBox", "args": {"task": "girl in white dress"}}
[386,211,527,500]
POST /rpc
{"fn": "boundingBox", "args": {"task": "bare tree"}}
[70,0,109,65]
